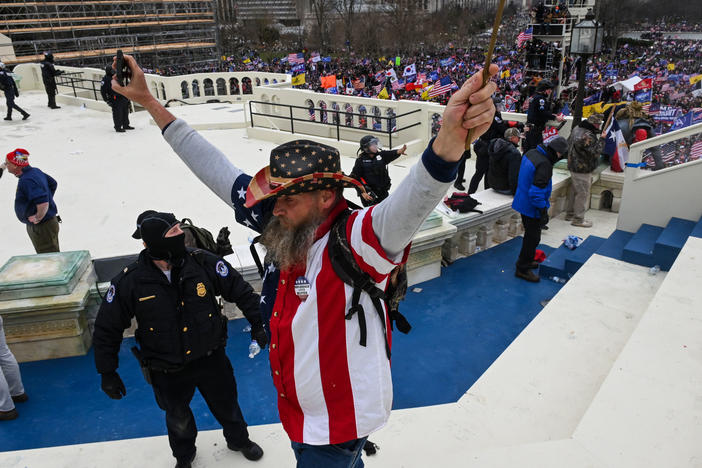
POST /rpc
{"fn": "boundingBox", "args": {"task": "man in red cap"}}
[112,53,498,467]
[4,148,60,253]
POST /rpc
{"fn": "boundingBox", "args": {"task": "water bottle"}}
[248,340,261,359]
[242,324,251,333]
[648,265,660,276]
[550,276,566,284]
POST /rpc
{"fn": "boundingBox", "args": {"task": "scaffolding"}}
[0,1,218,68]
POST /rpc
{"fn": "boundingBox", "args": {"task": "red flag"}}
[634,78,653,91]
[321,75,337,88]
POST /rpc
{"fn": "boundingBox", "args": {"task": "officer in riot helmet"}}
[350,135,407,206]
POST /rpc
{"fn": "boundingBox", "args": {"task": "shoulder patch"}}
[216,260,229,277]
[106,285,116,303]
[539,99,545,106]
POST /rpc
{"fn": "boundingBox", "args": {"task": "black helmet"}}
[44,52,54,62]
[105,65,114,75]
[537,80,554,92]
[360,135,381,153]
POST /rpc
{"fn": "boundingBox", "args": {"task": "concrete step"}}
[572,236,702,468]
[538,242,571,279]
[595,229,634,261]
[564,236,607,277]
[621,224,664,268]
[653,217,696,270]
[690,215,702,238]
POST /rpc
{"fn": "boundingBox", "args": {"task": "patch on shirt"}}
[196,282,207,297]
[106,285,116,303]
[295,276,311,301]
[216,260,229,277]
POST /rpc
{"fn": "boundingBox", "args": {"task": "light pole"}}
[570,12,602,126]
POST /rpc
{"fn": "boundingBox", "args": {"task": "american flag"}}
[690,140,702,161]
[373,83,383,94]
[660,142,677,165]
[288,53,304,64]
[428,76,453,97]
[516,27,533,48]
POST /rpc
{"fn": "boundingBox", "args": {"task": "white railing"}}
[617,122,702,232]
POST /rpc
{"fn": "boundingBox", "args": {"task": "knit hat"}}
[132,210,158,239]
[547,136,569,155]
[6,148,29,167]
[587,113,603,127]
[245,139,364,208]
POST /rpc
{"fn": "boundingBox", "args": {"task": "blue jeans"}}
[291,437,367,468]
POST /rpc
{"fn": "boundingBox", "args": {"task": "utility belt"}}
[131,346,218,384]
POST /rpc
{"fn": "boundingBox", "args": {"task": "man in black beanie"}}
[93,211,267,468]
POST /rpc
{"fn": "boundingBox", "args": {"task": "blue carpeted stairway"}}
[540,215,702,280]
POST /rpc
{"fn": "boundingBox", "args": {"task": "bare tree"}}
[335,0,360,50]
[310,0,336,50]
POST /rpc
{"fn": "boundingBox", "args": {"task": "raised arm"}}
[372,65,499,257]
[111,55,244,207]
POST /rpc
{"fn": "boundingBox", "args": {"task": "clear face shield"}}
[368,137,382,153]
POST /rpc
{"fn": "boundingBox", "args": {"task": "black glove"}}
[101,372,126,400]
[539,208,549,228]
[250,324,268,350]
[216,227,234,256]
[14,89,19,97]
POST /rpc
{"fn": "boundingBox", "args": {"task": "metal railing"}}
[248,100,421,149]
[55,72,103,101]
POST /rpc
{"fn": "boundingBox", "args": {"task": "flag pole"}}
[465,0,508,149]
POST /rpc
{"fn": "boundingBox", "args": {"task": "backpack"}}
[444,192,483,214]
[180,218,231,256]
[249,209,411,360]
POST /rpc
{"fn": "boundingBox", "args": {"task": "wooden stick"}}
[465,0,508,150]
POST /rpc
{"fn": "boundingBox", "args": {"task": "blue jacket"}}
[14,166,58,224]
[512,145,553,218]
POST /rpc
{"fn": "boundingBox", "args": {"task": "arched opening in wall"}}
[203,78,214,96]
[242,77,253,94]
[372,106,382,131]
[151,82,159,99]
[431,113,442,138]
[160,83,167,100]
[192,79,201,97]
[358,105,368,129]
[230,77,240,95]
[386,108,397,132]
[317,100,328,123]
[331,102,340,125]
[271,95,280,115]
[216,78,227,95]
[272,78,278,84]
[600,190,613,210]
[181,81,190,99]
[305,99,315,121]
[255,77,261,87]
[260,94,270,114]
[345,103,354,127]
[264,78,270,85]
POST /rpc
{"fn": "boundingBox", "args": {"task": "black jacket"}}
[527,92,555,127]
[0,70,18,97]
[93,249,262,374]
[487,138,522,194]
[40,59,63,89]
[349,149,401,195]
[474,111,508,158]
[101,74,128,106]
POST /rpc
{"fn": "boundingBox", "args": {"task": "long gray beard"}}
[259,215,322,271]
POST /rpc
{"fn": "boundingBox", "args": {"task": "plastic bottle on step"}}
[248,340,261,359]
[242,324,251,333]
[550,276,566,284]
[648,265,660,276]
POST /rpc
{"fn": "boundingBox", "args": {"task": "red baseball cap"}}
[6,148,30,167]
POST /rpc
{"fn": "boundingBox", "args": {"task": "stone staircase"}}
[539,215,702,280]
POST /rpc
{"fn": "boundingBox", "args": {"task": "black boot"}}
[228,439,263,461]
[22,113,30,120]
[174,451,195,468]
[4,115,11,121]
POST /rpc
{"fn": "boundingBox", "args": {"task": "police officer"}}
[524,80,564,152]
[93,211,267,468]
[101,65,133,132]
[1,62,30,121]
[39,53,64,109]
[350,135,407,206]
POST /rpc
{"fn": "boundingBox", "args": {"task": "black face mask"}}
[146,232,187,263]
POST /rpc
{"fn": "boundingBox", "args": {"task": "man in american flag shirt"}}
[112,54,499,467]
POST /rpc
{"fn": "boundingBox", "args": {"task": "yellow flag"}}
[667,63,675,71]
[421,87,431,100]
[690,74,702,85]
[243,58,251,64]
[378,87,389,99]
[500,69,511,79]
[291,74,306,86]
